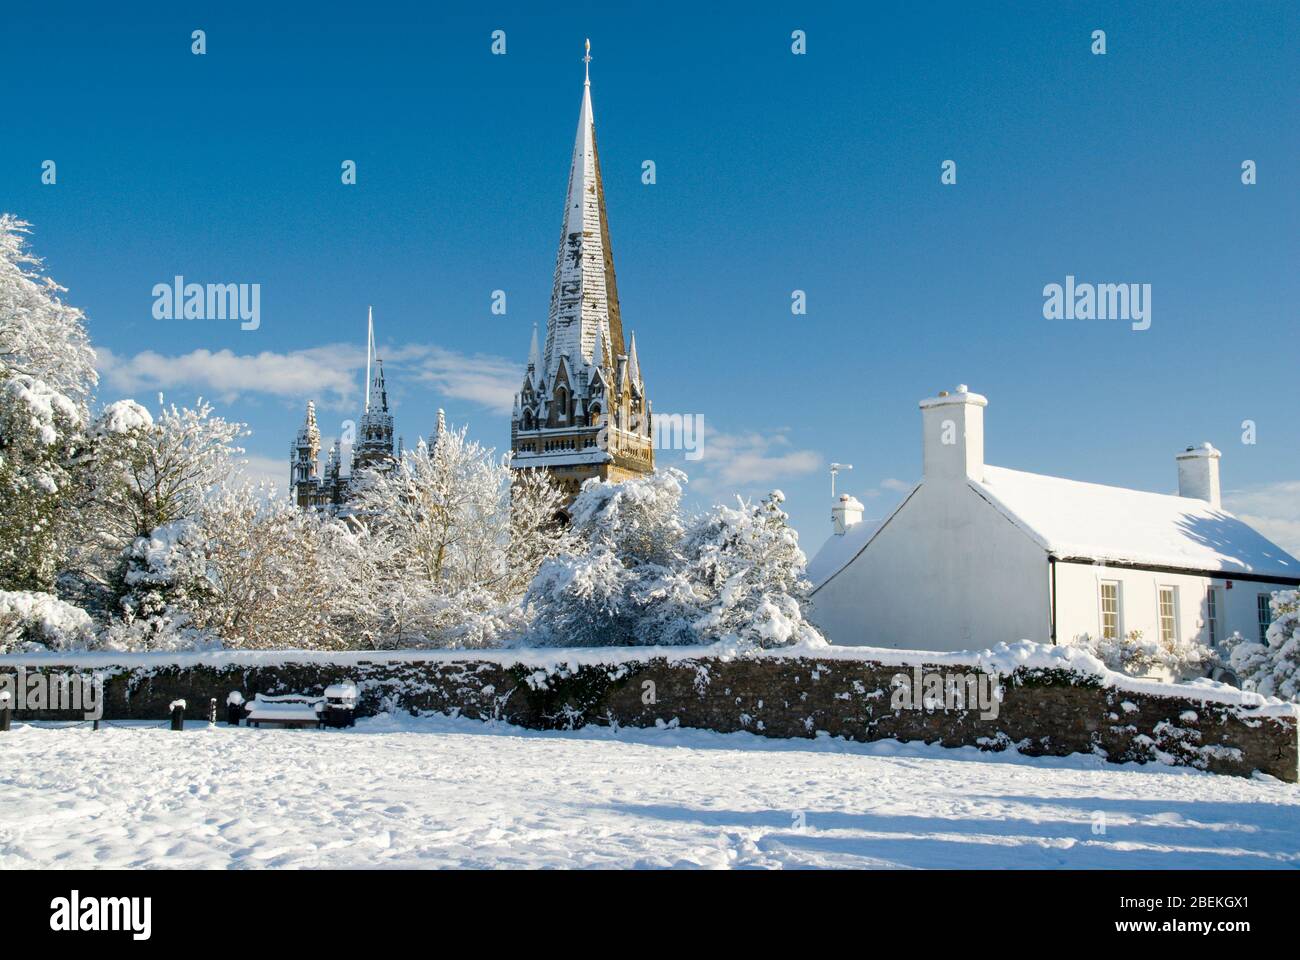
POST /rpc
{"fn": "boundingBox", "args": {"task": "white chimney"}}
[919,384,987,482]
[1176,442,1221,508]
[832,494,864,535]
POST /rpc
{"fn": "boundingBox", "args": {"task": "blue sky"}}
[2,0,1296,555]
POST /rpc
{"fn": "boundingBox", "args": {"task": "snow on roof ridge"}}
[975,463,1299,578]
[985,463,1208,507]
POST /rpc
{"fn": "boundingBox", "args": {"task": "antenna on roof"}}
[830,463,853,498]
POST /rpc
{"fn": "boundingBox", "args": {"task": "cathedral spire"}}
[543,39,624,380]
[363,308,388,415]
[354,307,395,474]
[364,306,375,413]
[509,44,653,502]
[527,322,540,370]
[627,331,640,386]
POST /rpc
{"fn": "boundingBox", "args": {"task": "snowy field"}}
[2,715,1298,869]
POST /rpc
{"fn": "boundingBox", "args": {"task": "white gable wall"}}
[810,480,1050,649]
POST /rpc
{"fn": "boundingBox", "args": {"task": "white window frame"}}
[1098,580,1122,640]
[1258,594,1273,643]
[1157,585,1179,647]
[1206,586,1220,646]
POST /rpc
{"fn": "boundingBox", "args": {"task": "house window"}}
[1158,586,1178,646]
[1099,581,1121,639]
[1206,587,1220,646]
[1258,594,1273,643]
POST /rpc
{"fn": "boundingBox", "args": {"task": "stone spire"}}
[542,38,625,381]
[296,400,320,450]
[354,308,395,473]
[627,331,640,387]
[508,42,653,505]
[527,322,541,371]
[364,306,376,412]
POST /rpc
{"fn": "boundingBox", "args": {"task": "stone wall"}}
[3,650,1295,781]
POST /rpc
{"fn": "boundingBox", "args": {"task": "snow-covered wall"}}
[3,643,1294,780]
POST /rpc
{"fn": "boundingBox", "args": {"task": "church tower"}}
[291,400,321,509]
[510,40,654,503]
[289,307,398,512]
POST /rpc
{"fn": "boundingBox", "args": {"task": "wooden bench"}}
[244,693,325,729]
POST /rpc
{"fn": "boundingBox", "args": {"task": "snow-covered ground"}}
[2,715,1297,869]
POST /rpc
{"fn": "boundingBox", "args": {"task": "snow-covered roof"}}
[807,466,1300,589]
[974,465,1300,580]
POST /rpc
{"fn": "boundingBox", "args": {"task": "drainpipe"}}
[1049,556,1058,645]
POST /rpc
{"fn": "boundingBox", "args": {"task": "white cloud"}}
[858,476,915,501]
[98,344,361,408]
[1224,481,1300,557]
[388,344,520,414]
[230,454,291,492]
[679,426,820,496]
[97,342,521,414]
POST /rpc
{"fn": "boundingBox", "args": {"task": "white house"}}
[807,385,1300,657]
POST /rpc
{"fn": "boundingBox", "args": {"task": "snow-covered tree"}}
[525,471,824,649]
[1227,591,1300,701]
[346,422,570,647]
[0,216,98,592]
[186,485,359,650]
[98,517,214,651]
[0,589,95,653]
[1072,628,1218,680]
[0,215,97,412]
[526,548,642,646]
[0,376,83,590]
[526,469,691,646]
[64,397,245,606]
[92,397,244,542]
[685,490,823,647]
[566,466,686,568]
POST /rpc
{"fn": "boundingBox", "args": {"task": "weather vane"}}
[584,38,592,84]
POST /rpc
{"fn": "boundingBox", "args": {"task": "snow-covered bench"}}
[244,693,325,729]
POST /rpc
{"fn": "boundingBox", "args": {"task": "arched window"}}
[588,403,602,426]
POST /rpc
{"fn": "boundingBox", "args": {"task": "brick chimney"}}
[919,384,987,482]
[1176,442,1221,508]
